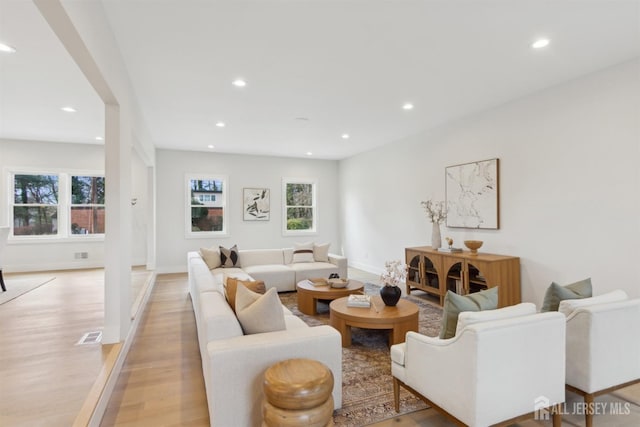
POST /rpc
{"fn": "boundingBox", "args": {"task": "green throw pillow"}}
[540,278,592,312]
[439,287,499,339]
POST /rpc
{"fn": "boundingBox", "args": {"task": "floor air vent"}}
[77,331,102,345]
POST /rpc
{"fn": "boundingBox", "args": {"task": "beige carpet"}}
[279,283,443,427]
[0,276,56,305]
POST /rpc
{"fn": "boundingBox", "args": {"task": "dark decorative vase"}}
[380,285,402,306]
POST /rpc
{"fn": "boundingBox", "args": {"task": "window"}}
[12,174,59,236]
[70,176,105,235]
[9,171,105,239]
[187,175,228,236]
[283,178,317,234]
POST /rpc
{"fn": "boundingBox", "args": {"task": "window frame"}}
[8,168,105,242]
[282,177,318,236]
[185,173,229,239]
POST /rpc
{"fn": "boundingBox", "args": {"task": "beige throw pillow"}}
[235,286,285,335]
[292,241,314,263]
[313,243,330,262]
[224,277,266,311]
[199,247,222,269]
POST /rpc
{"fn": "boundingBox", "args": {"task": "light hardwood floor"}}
[0,268,150,427]
[100,273,209,426]
[1,268,638,426]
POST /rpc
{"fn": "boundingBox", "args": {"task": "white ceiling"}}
[1,0,639,160]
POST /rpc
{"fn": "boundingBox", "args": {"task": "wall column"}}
[103,103,131,343]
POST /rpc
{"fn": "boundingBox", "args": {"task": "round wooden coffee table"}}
[329,296,419,347]
[296,279,364,315]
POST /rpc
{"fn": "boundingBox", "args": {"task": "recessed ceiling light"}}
[306,152,313,156]
[61,106,77,113]
[207,144,215,149]
[532,38,550,49]
[232,79,247,87]
[215,122,225,128]
[341,134,350,139]
[95,136,104,141]
[0,43,16,53]
[402,103,414,110]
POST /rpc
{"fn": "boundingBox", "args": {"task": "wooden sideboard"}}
[405,246,521,307]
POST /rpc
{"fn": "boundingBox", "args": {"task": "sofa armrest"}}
[205,325,342,427]
[328,254,348,278]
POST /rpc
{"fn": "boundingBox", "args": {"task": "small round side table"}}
[262,358,335,427]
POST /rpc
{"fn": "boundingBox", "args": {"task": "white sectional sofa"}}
[187,250,343,427]
[237,248,348,292]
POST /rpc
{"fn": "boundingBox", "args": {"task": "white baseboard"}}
[7,260,152,273]
[349,261,384,276]
[6,261,105,273]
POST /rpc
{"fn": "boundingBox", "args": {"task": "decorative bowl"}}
[464,240,483,255]
[329,278,349,288]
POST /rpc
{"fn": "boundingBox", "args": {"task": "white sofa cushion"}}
[239,249,284,267]
[242,264,296,292]
[456,302,537,334]
[199,291,244,344]
[559,290,628,317]
[289,261,340,282]
[211,267,252,285]
[236,286,286,335]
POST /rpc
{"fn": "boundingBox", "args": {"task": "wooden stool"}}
[262,358,335,427]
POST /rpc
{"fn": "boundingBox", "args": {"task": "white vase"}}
[431,222,441,249]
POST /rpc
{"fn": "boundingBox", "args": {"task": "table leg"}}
[341,324,351,347]
[390,317,419,346]
[297,293,316,315]
[329,313,351,347]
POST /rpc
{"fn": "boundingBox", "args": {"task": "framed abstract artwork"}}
[445,158,499,229]
[243,188,270,221]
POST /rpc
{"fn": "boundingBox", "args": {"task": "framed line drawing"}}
[445,158,499,229]
[243,188,270,221]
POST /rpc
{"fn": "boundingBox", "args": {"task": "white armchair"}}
[0,226,9,292]
[561,292,640,427]
[391,308,566,427]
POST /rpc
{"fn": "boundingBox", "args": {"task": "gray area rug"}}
[279,283,443,426]
[0,276,55,305]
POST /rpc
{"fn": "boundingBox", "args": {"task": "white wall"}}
[0,138,148,271]
[156,150,341,272]
[339,59,640,305]
[130,149,148,265]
